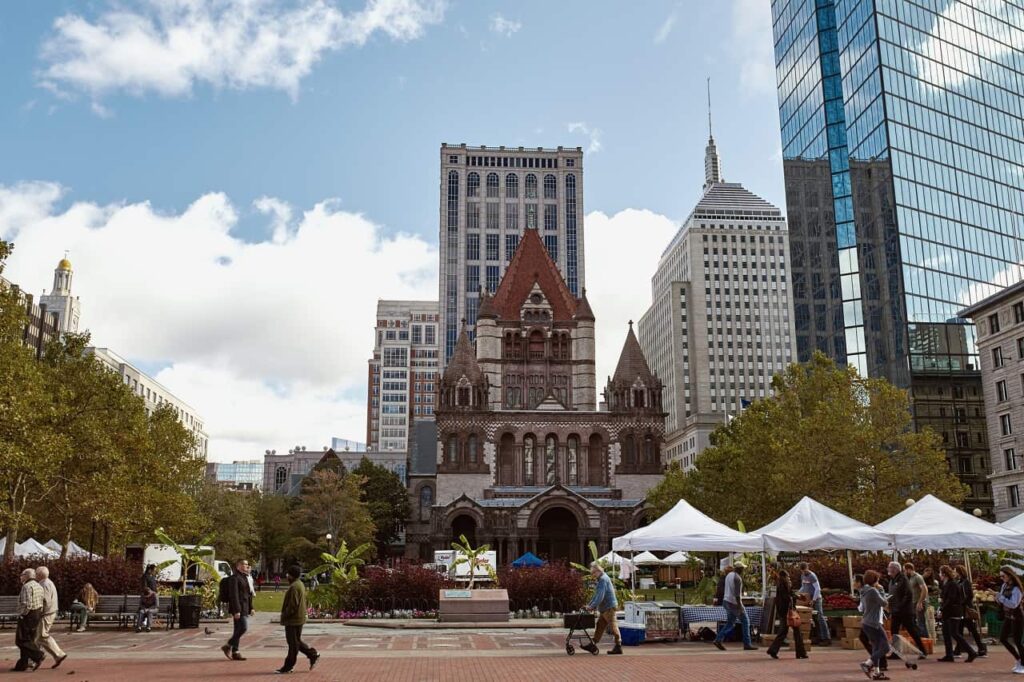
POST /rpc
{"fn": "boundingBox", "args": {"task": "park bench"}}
[0,596,19,629]
[70,594,127,631]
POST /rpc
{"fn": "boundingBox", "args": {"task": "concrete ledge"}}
[342,618,563,630]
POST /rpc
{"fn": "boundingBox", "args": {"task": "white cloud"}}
[914,0,1017,92]
[0,183,437,460]
[39,0,446,102]
[654,11,677,45]
[489,13,521,38]
[567,121,602,154]
[584,209,679,384]
[731,0,775,96]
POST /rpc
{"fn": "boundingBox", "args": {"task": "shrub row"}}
[499,562,585,612]
[0,557,142,609]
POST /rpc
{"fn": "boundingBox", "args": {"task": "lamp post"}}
[325,533,334,554]
[905,498,915,508]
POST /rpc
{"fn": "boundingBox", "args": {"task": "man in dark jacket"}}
[886,561,927,658]
[275,565,319,674]
[221,559,253,661]
[713,566,733,606]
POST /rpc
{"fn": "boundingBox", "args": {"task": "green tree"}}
[289,469,375,564]
[350,457,411,554]
[255,492,294,569]
[195,481,258,564]
[648,352,967,527]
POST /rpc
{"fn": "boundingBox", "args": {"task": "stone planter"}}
[438,588,509,623]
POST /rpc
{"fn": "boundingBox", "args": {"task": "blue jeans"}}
[227,614,248,652]
[863,623,888,668]
[715,601,751,647]
[812,598,830,641]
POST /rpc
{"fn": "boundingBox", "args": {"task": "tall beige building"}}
[40,257,81,334]
[439,144,585,366]
[638,134,795,468]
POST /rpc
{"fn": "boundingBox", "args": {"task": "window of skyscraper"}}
[467,172,479,197]
[505,173,518,198]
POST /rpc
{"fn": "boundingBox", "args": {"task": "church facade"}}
[405,227,667,564]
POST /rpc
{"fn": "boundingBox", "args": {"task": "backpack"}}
[218,576,232,604]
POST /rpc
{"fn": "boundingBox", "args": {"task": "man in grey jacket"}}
[35,566,67,668]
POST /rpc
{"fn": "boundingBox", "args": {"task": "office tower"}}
[771,0,1024,515]
[638,134,795,468]
[439,144,585,365]
[366,300,440,452]
[39,256,81,333]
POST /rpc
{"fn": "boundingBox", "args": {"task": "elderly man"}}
[886,560,927,660]
[582,562,622,655]
[13,569,44,672]
[713,562,758,651]
[35,566,67,668]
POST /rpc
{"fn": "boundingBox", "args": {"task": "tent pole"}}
[761,551,768,602]
[847,550,855,597]
[964,551,972,583]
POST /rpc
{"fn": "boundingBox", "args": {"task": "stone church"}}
[407,227,667,564]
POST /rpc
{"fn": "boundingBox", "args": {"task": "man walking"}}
[886,561,927,659]
[221,559,254,661]
[13,569,44,672]
[799,562,831,645]
[275,565,320,674]
[582,563,622,655]
[904,563,928,634]
[714,562,757,651]
[35,566,67,668]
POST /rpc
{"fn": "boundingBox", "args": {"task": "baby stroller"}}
[563,612,599,656]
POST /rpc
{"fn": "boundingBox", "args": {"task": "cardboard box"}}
[843,615,863,629]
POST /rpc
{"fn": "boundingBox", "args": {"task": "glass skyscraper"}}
[771,0,1024,515]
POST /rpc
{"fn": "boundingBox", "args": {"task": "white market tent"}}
[44,539,62,553]
[598,551,630,565]
[661,551,690,566]
[875,494,1024,550]
[15,538,59,557]
[751,496,893,552]
[67,541,101,559]
[999,512,1024,534]
[632,551,663,566]
[613,499,763,552]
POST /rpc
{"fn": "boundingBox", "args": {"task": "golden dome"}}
[57,258,72,271]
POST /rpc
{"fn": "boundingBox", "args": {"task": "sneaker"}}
[274,670,293,675]
[308,652,320,670]
[1014,663,1024,675]
[232,653,247,661]
[145,627,151,633]
[767,650,778,659]
[743,645,759,651]
[52,655,67,669]
[221,644,232,661]
[966,651,978,663]
[796,654,809,659]
[607,645,623,655]
[872,673,890,681]
[860,661,873,679]
[581,643,598,654]
[713,641,725,651]
[75,627,85,633]
[936,656,955,662]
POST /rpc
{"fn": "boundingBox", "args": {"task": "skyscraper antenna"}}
[706,77,712,138]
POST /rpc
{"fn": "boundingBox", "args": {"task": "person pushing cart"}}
[581,563,622,655]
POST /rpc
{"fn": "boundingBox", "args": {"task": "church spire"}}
[704,77,722,190]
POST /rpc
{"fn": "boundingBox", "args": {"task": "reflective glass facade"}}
[772,0,1024,515]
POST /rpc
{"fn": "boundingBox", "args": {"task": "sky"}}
[0,0,784,461]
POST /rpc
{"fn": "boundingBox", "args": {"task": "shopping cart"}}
[889,634,921,670]
[563,612,599,656]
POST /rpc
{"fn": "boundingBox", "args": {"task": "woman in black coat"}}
[766,569,807,659]
[937,565,976,662]
[954,565,986,657]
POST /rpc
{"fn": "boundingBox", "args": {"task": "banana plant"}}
[450,534,497,589]
[309,540,373,586]
[153,527,219,595]
[571,540,635,605]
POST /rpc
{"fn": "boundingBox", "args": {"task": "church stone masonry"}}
[412,227,667,564]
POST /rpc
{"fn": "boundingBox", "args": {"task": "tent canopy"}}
[510,552,545,568]
[597,551,629,565]
[612,498,763,552]
[44,539,62,552]
[999,512,1024,533]
[632,551,662,566]
[15,538,58,557]
[751,496,893,551]
[67,541,101,559]
[875,494,1024,550]
[661,551,690,566]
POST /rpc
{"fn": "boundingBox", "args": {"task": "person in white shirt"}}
[34,566,67,669]
[799,562,831,645]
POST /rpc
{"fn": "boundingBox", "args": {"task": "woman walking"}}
[996,565,1024,674]
[858,571,890,680]
[767,567,807,660]
[953,565,986,657]
[68,583,99,632]
[936,565,976,663]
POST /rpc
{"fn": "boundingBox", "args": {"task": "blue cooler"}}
[620,623,646,646]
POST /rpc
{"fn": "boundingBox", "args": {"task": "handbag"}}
[787,608,802,628]
[966,605,980,622]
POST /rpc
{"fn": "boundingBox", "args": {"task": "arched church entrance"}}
[536,507,580,563]
[451,514,477,547]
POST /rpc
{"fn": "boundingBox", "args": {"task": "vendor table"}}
[681,605,764,630]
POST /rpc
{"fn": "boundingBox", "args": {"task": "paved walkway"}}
[1,617,1015,680]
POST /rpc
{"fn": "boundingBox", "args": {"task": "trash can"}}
[178,594,202,629]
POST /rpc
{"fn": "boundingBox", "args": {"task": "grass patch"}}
[253,590,285,612]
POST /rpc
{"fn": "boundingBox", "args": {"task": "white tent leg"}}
[847,550,855,596]
[964,551,972,583]
[761,551,768,601]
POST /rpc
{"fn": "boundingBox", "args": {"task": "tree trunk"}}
[59,482,72,560]
[3,527,15,563]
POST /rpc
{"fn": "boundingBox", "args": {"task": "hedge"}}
[0,557,142,609]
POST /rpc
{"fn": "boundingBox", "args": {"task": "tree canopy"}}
[350,457,411,554]
[648,352,967,528]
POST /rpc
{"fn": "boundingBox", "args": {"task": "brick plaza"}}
[3,615,1014,681]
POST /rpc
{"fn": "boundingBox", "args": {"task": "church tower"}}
[40,255,81,334]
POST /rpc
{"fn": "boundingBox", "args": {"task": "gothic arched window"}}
[643,435,656,465]
[447,435,459,463]
[545,435,557,485]
[457,386,471,406]
[623,434,636,467]
[524,435,536,484]
[505,173,519,198]
[486,173,499,198]
[419,485,434,521]
[467,172,480,197]
[567,435,579,486]
[468,434,479,464]
[543,174,557,199]
[525,174,538,199]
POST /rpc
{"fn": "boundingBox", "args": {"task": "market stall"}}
[874,494,1024,551]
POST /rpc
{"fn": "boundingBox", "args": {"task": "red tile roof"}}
[490,228,577,321]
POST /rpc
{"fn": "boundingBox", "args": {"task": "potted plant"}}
[154,527,219,629]
[438,535,507,622]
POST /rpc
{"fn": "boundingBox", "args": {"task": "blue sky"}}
[0,0,783,459]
